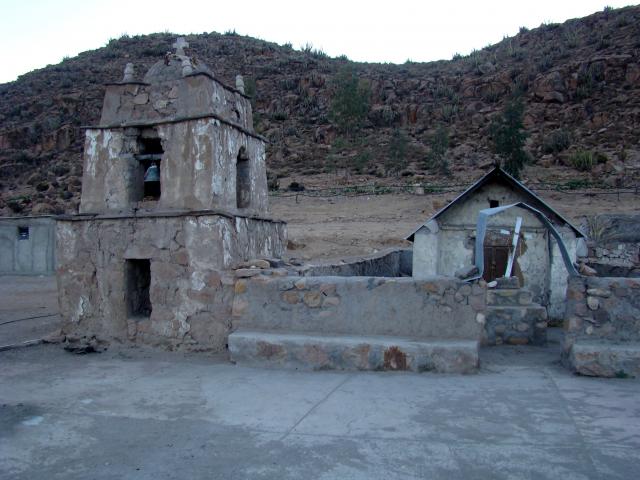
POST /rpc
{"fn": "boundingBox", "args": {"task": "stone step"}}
[567,341,640,378]
[228,330,479,374]
[484,305,548,346]
[486,289,533,307]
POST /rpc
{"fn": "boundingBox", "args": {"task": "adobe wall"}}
[80,119,267,214]
[56,212,286,350]
[231,276,486,340]
[0,216,56,275]
[564,276,640,376]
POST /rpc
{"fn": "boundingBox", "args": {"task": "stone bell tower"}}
[56,38,286,350]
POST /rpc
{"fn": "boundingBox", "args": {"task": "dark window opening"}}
[489,199,500,208]
[126,259,152,318]
[17,226,29,240]
[236,147,251,209]
[139,137,163,155]
[135,131,163,201]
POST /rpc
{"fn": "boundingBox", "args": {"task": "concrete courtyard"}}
[1,277,639,479]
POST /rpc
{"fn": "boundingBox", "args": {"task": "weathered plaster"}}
[412,182,578,314]
[57,214,286,350]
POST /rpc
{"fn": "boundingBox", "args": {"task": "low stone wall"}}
[56,212,286,351]
[301,248,412,278]
[564,276,640,377]
[232,275,485,340]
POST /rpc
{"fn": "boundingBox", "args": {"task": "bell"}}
[144,164,160,182]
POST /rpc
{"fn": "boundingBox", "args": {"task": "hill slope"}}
[1,5,639,215]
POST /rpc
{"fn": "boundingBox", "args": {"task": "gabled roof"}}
[406,166,585,241]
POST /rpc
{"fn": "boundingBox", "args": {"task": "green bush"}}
[424,126,450,175]
[489,97,528,179]
[569,150,595,171]
[385,128,408,176]
[329,67,370,138]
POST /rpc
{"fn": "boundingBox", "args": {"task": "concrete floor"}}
[1,342,639,480]
[1,276,639,479]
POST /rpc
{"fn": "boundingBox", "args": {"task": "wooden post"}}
[504,216,522,278]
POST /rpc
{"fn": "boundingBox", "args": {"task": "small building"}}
[56,39,286,350]
[0,215,56,275]
[407,167,584,320]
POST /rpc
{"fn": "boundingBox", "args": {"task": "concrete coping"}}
[0,215,57,221]
[82,112,268,143]
[56,208,287,225]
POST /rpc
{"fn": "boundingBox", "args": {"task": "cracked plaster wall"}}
[80,119,267,214]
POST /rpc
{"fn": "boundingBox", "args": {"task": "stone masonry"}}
[563,276,640,377]
[57,39,287,351]
[483,277,548,346]
[229,275,486,373]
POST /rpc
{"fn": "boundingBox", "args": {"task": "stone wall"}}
[565,276,640,344]
[56,212,286,350]
[232,275,486,340]
[563,276,640,376]
[0,216,56,275]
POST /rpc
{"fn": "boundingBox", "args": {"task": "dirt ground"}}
[270,189,640,262]
[0,276,60,346]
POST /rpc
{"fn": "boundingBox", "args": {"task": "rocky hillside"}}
[1,5,640,215]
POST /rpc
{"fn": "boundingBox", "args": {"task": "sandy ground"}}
[270,189,640,261]
[0,275,60,346]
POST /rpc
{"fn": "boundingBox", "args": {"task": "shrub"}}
[576,62,605,99]
[542,129,571,154]
[329,67,370,138]
[385,128,408,176]
[272,111,287,121]
[489,97,528,179]
[569,150,595,171]
[353,151,371,174]
[440,103,458,124]
[425,126,450,175]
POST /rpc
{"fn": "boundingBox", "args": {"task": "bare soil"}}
[270,189,640,261]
